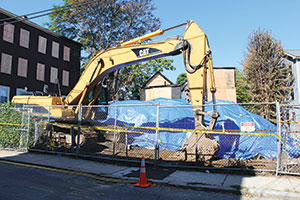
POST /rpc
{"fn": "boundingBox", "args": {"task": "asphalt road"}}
[0,161,269,200]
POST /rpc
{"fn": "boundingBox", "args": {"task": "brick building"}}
[0,8,81,102]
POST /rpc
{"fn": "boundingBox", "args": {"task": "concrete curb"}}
[1,157,239,195]
[1,151,300,200]
[106,172,300,200]
[246,188,300,200]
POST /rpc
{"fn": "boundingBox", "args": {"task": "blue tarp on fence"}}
[97,98,300,160]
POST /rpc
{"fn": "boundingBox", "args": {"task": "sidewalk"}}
[0,150,300,199]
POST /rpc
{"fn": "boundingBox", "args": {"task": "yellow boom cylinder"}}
[120,29,164,47]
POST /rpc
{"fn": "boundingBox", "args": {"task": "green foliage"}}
[46,0,175,100]
[0,103,23,148]
[111,58,175,100]
[0,103,37,149]
[176,73,187,86]
[235,70,251,103]
[46,0,160,56]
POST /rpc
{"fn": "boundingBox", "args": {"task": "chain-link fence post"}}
[34,120,38,147]
[195,132,198,162]
[45,106,51,150]
[18,106,25,149]
[155,103,160,163]
[71,125,75,153]
[25,108,31,150]
[113,105,118,157]
[76,105,82,158]
[125,132,128,158]
[276,101,282,176]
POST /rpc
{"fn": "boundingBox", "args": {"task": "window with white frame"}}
[36,63,45,81]
[50,67,58,84]
[62,70,69,86]
[3,22,14,43]
[38,36,47,54]
[63,46,70,61]
[0,85,9,103]
[52,41,60,58]
[19,28,30,48]
[17,57,28,77]
[1,53,12,74]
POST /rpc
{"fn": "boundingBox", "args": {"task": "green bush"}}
[0,103,27,148]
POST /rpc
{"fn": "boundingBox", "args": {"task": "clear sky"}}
[1,0,300,82]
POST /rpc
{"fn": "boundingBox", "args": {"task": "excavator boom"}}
[12,20,218,129]
[12,20,220,160]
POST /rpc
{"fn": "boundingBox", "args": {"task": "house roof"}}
[213,66,236,70]
[144,67,236,88]
[284,50,300,59]
[143,71,175,88]
[0,8,81,46]
[146,71,174,85]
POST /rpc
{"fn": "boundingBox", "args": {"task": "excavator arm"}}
[12,20,218,130]
[64,30,187,106]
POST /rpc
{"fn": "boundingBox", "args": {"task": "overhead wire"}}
[0,0,100,26]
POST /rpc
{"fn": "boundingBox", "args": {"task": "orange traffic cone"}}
[134,156,150,187]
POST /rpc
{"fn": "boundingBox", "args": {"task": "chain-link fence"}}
[157,102,279,171]
[278,104,300,175]
[0,106,32,150]
[4,101,300,175]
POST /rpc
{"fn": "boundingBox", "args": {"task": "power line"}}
[0,0,98,22]
[0,0,100,26]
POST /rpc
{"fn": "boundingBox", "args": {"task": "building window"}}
[50,67,58,84]
[36,63,45,81]
[38,36,47,54]
[63,46,70,61]
[52,41,59,58]
[0,85,9,103]
[19,28,30,48]
[62,70,69,86]
[17,57,28,77]
[16,88,27,96]
[3,22,14,43]
[1,53,12,74]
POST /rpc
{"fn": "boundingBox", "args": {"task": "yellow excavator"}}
[12,20,220,158]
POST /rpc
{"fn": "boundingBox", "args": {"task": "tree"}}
[115,58,174,100]
[47,0,160,55]
[235,70,251,103]
[47,0,174,100]
[242,29,293,121]
[176,73,187,86]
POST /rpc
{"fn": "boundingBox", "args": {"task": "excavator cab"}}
[83,82,109,121]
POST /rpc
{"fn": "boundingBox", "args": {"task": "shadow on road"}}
[0,150,257,199]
